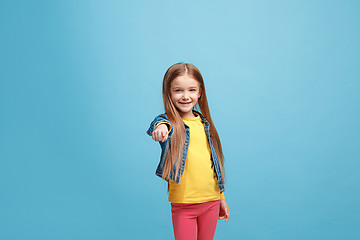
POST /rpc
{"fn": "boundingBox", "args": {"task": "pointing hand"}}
[152,124,169,142]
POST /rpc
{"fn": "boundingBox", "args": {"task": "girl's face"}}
[170,75,201,118]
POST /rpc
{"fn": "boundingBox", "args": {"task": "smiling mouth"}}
[180,102,191,105]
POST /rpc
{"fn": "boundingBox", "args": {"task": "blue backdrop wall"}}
[1,0,359,239]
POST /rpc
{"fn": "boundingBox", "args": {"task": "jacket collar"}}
[192,109,210,127]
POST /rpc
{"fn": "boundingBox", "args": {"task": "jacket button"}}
[185,142,188,146]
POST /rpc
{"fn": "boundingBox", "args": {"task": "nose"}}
[182,91,189,100]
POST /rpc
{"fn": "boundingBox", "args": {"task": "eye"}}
[190,89,196,92]
[175,89,182,92]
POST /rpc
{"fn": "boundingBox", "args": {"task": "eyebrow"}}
[172,86,199,89]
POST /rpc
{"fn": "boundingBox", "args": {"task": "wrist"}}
[155,122,169,130]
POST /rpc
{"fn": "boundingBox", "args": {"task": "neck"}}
[180,111,196,118]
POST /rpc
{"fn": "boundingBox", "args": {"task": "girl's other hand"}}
[218,200,230,222]
[152,124,169,142]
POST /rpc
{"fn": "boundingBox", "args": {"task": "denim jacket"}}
[146,110,225,192]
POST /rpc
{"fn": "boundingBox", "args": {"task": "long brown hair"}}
[161,63,225,184]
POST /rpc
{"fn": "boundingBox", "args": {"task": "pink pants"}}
[171,200,220,240]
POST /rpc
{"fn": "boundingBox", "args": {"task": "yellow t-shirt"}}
[167,113,225,203]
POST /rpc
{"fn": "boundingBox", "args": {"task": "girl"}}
[146,63,230,240]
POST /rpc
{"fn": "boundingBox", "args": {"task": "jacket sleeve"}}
[155,121,172,133]
[146,114,174,138]
[220,192,225,200]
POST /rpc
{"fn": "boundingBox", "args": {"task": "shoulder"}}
[150,113,171,125]
[154,113,169,120]
[158,113,168,118]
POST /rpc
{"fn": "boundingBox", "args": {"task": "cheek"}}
[173,92,182,98]
[192,92,200,99]
[170,94,179,102]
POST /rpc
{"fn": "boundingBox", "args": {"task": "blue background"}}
[1,0,359,239]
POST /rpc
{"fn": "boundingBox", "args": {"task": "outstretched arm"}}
[146,114,173,138]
